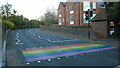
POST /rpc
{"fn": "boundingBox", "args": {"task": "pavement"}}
[6,28,119,67]
[0,24,2,68]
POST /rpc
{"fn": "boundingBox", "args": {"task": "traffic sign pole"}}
[88,9,91,39]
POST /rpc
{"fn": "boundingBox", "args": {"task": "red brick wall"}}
[90,9,109,38]
[58,3,66,26]
[91,21,109,38]
[58,2,100,26]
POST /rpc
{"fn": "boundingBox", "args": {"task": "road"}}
[11,28,118,66]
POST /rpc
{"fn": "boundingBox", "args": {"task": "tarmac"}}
[6,28,118,66]
[41,28,119,47]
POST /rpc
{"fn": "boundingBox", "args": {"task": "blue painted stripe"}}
[25,46,113,59]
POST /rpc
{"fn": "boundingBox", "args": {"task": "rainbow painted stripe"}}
[21,43,116,62]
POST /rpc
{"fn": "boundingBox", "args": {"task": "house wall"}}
[58,3,66,26]
[58,1,100,26]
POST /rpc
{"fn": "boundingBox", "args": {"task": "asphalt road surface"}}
[13,28,118,66]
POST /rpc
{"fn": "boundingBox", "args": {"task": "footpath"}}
[0,24,2,68]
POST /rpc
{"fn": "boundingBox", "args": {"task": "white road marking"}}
[38,61,41,63]
[57,58,60,59]
[15,31,23,45]
[15,39,20,44]
[47,39,51,42]
[26,29,78,44]
[48,59,51,62]
[37,34,78,43]
[49,39,78,43]
[38,36,41,38]
[26,63,30,64]
[37,36,78,43]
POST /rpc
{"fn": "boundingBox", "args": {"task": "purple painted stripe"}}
[26,47,116,62]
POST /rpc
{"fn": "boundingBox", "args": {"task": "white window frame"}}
[70,16,74,24]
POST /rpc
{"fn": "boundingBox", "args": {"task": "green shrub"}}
[2,20,15,30]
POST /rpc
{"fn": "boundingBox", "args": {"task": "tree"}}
[1,3,12,18]
[40,8,58,26]
[105,2,120,38]
[30,20,40,28]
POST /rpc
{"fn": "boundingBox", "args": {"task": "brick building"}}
[58,0,104,26]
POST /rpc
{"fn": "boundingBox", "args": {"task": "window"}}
[70,4,74,11]
[93,2,96,10]
[63,18,65,22]
[66,7,69,11]
[58,11,61,17]
[83,2,90,11]
[70,16,74,24]
[70,4,74,14]
[59,18,62,23]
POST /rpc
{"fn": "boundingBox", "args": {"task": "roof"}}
[91,8,107,22]
[60,2,66,6]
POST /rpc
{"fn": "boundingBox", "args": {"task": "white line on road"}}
[38,36,41,38]
[49,39,78,43]
[15,39,20,44]
[47,39,51,42]
[15,31,23,45]
[37,35,78,43]
[27,29,78,43]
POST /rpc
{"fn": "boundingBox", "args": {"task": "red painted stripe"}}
[27,47,116,62]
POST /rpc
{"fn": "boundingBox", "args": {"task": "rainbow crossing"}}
[21,43,116,62]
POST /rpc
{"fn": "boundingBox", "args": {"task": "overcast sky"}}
[0,0,67,20]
